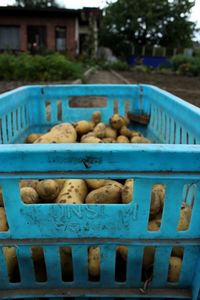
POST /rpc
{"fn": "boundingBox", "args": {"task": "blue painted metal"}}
[0,84,200,299]
[127,56,170,67]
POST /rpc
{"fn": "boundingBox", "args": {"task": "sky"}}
[1,0,200,27]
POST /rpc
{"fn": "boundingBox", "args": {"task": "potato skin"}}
[119,126,132,138]
[54,179,67,191]
[0,207,8,231]
[122,179,134,204]
[150,188,163,218]
[85,183,121,204]
[34,123,77,144]
[117,246,128,260]
[3,247,18,281]
[131,136,152,143]
[86,179,106,190]
[104,127,117,139]
[102,137,115,143]
[25,133,43,143]
[20,187,39,204]
[81,136,102,143]
[116,135,129,143]
[110,114,127,130]
[36,180,60,202]
[88,246,100,278]
[0,189,3,207]
[148,219,161,231]
[91,111,101,125]
[20,180,39,190]
[93,123,106,138]
[56,179,88,204]
[75,120,94,135]
[168,257,182,282]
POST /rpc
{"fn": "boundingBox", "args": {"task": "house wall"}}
[0,15,77,56]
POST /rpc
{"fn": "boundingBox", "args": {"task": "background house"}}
[0,6,101,57]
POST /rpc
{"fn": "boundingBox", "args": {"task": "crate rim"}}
[0,83,200,112]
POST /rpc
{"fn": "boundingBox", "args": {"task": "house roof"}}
[0,6,102,18]
[0,6,79,17]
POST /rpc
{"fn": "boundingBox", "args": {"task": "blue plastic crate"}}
[0,84,200,300]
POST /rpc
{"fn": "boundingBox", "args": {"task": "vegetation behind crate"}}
[0,53,83,81]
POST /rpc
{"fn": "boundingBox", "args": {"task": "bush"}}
[171,54,192,71]
[0,53,83,81]
[171,54,200,76]
[101,60,129,71]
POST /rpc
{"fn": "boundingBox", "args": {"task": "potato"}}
[131,136,152,143]
[178,209,190,231]
[85,183,121,204]
[0,207,8,231]
[168,256,182,282]
[60,247,73,281]
[102,137,115,143]
[105,180,123,189]
[34,123,77,144]
[150,188,162,218]
[152,184,165,208]
[3,247,18,281]
[117,246,128,260]
[0,189,3,207]
[25,133,43,143]
[119,126,132,138]
[131,130,143,138]
[88,246,100,278]
[54,179,67,191]
[81,132,96,142]
[81,136,102,143]
[93,123,106,138]
[122,179,134,204]
[86,179,106,190]
[20,187,39,204]
[172,247,184,258]
[20,180,39,190]
[181,203,192,222]
[32,247,44,262]
[32,247,46,282]
[74,120,94,135]
[56,179,88,204]
[148,219,161,231]
[50,123,75,135]
[143,247,156,270]
[36,180,59,202]
[109,114,127,130]
[116,135,129,143]
[91,111,101,125]
[104,127,117,139]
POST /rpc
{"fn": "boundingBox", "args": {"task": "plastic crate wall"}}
[0,85,200,299]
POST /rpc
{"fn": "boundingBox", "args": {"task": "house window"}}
[55,26,66,51]
[0,26,20,50]
[27,26,46,52]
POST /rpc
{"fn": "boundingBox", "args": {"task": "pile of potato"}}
[0,111,192,285]
[26,111,152,144]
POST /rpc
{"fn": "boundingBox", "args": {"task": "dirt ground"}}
[120,71,200,108]
[1,70,199,109]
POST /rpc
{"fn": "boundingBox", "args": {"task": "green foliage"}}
[100,0,196,57]
[0,53,83,81]
[171,54,200,76]
[101,60,130,71]
[171,54,192,70]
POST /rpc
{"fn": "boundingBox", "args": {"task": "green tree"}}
[14,0,59,7]
[99,0,197,57]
